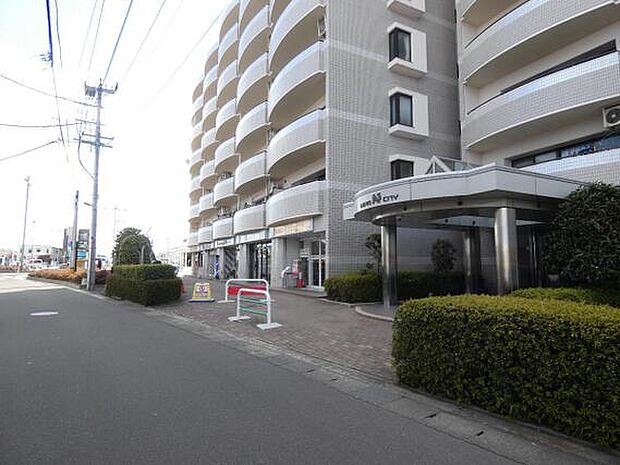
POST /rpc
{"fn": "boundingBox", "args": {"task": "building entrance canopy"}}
[343,163,584,306]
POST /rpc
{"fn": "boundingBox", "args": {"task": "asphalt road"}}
[0,275,519,464]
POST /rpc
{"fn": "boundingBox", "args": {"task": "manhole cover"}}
[29,312,59,317]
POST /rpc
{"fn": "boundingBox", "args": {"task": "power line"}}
[0,72,96,107]
[119,0,168,84]
[103,0,135,82]
[0,121,79,129]
[45,0,54,65]
[53,0,63,68]
[0,140,58,163]
[142,9,222,110]
[79,0,98,67]
[148,0,186,59]
[87,0,106,75]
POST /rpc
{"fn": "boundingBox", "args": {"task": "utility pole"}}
[82,81,116,291]
[71,190,79,271]
[19,177,31,272]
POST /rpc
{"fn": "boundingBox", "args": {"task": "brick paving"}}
[158,277,395,381]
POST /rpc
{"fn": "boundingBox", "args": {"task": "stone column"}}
[463,228,481,294]
[494,207,519,295]
[237,243,251,279]
[270,237,287,288]
[381,222,398,309]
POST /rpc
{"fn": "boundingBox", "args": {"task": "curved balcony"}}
[269,0,326,77]
[201,128,218,160]
[234,204,266,234]
[213,177,238,208]
[189,150,203,174]
[462,0,618,87]
[189,203,200,222]
[463,52,620,152]
[203,65,218,99]
[218,24,239,70]
[237,53,269,116]
[234,151,267,195]
[240,0,268,33]
[190,175,202,196]
[188,231,199,247]
[199,192,216,215]
[191,122,203,149]
[266,180,326,227]
[213,217,234,240]
[220,0,240,40]
[200,160,218,189]
[202,96,218,130]
[270,0,293,26]
[193,93,204,113]
[192,79,203,104]
[238,6,270,73]
[217,61,239,106]
[215,99,240,141]
[268,41,326,129]
[214,137,239,174]
[205,42,219,69]
[268,109,326,179]
[198,225,213,244]
[236,102,269,158]
[457,0,517,27]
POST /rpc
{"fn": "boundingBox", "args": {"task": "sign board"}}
[355,184,410,213]
[189,282,215,303]
[214,238,235,248]
[271,219,313,238]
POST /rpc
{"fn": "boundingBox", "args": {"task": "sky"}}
[0,0,226,256]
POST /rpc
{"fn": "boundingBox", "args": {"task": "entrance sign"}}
[189,282,215,303]
[271,219,312,238]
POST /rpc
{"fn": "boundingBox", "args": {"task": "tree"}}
[431,239,456,273]
[365,233,382,273]
[112,227,154,265]
[543,183,620,287]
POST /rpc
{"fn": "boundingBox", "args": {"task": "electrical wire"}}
[0,72,96,107]
[119,0,168,84]
[87,0,106,75]
[0,121,79,129]
[53,0,63,68]
[148,0,186,60]
[103,0,135,81]
[76,131,94,179]
[0,140,58,163]
[141,9,222,111]
[79,0,98,67]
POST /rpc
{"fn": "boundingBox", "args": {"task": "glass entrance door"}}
[308,240,326,288]
[250,242,271,281]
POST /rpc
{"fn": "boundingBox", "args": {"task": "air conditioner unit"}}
[603,105,620,128]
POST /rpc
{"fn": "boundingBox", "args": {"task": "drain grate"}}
[29,311,59,317]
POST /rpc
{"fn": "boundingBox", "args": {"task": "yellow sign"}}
[189,282,215,303]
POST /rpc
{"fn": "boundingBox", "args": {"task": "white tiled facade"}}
[187,0,460,286]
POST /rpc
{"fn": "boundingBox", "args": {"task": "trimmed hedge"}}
[393,295,620,449]
[29,269,109,285]
[105,275,181,306]
[324,271,464,303]
[511,287,620,308]
[111,264,176,281]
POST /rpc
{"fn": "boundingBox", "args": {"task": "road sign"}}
[189,282,215,303]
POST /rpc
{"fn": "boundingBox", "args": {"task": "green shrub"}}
[111,264,176,281]
[105,275,181,306]
[324,271,465,303]
[398,271,464,300]
[512,287,620,308]
[543,183,620,287]
[324,272,382,303]
[393,295,620,449]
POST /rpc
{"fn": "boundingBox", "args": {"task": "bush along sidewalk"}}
[29,269,109,285]
[105,264,181,306]
[324,271,464,303]
[392,295,620,450]
[511,287,620,308]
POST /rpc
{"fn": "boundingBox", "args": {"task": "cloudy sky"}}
[0,0,226,255]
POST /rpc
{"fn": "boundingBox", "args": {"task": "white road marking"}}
[30,311,60,317]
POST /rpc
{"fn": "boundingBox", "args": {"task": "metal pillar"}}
[381,222,398,309]
[70,190,79,271]
[19,177,31,271]
[463,228,481,294]
[494,207,519,295]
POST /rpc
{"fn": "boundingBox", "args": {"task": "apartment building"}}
[187,0,461,288]
[346,0,620,304]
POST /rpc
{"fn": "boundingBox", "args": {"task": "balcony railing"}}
[234,204,266,234]
[236,101,269,156]
[198,225,213,244]
[234,151,267,194]
[213,216,234,239]
[199,192,215,215]
[213,177,237,206]
[214,137,239,173]
[266,180,326,227]
[237,53,269,115]
[238,5,270,72]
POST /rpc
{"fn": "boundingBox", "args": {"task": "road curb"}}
[353,306,394,322]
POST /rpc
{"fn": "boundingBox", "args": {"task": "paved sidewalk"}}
[162,277,394,380]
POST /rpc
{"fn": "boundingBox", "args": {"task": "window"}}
[390,93,413,127]
[391,160,414,180]
[389,28,411,61]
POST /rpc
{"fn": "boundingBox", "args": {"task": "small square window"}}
[390,93,413,127]
[391,160,414,180]
[389,28,411,62]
